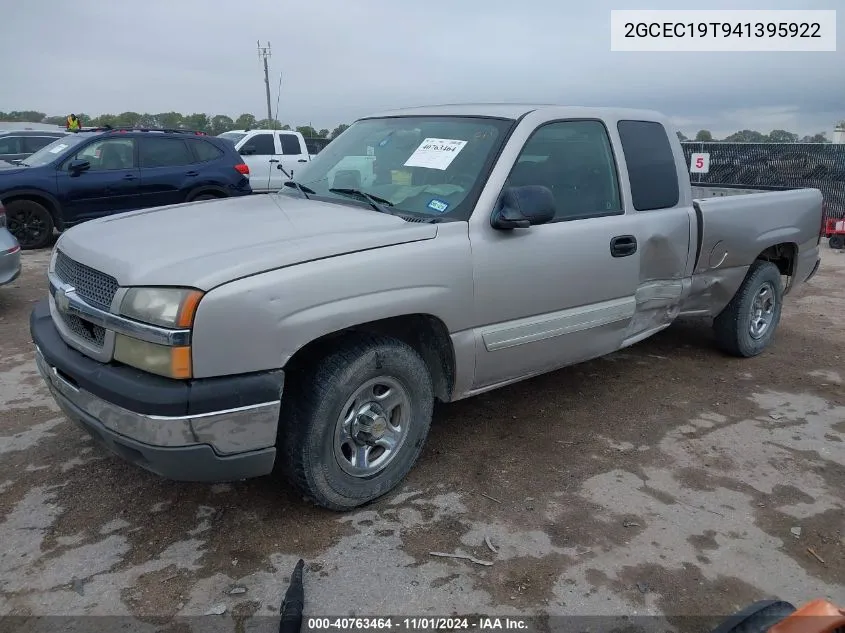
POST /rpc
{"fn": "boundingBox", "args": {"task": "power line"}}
[257,41,272,121]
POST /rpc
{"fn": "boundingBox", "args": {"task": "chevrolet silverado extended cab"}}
[31,105,823,510]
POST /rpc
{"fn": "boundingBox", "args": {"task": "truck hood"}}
[56,194,438,289]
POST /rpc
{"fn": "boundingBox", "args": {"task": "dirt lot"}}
[0,246,843,631]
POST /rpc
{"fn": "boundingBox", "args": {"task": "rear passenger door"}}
[469,118,641,388]
[238,132,276,192]
[614,120,693,345]
[138,136,197,207]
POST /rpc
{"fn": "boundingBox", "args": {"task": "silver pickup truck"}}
[30,105,823,510]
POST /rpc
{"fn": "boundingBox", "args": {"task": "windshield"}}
[21,134,88,167]
[280,116,514,220]
[218,132,246,145]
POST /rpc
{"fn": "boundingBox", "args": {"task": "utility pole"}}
[257,41,272,122]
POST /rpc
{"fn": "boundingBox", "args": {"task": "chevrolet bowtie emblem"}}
[55,286,73,313]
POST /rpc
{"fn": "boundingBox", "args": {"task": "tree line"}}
[677,128,832,143]
[0,110,350,140]
[0,110,837,144]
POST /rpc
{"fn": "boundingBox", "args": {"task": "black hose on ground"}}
[278,559,305,633]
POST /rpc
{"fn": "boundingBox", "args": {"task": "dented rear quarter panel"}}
[680,187,823,316]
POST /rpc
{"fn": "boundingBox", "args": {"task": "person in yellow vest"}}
[66,114,80,132]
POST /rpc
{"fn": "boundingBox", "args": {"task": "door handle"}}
[122,174,137,181]
[186,171,198,177]
[297,159,308,163]
[610,235,637,257]
[268,159,280,163]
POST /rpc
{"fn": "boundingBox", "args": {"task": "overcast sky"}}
[0,0,841,137]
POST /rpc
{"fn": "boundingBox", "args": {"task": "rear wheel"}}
[279,334,434,511]
[713,260,783,358]
[5,200,54,250]
[830,234,845,249]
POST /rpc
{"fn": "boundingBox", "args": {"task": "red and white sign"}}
[690,152,710,174]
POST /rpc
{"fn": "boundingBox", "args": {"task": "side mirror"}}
[491,185,555,230]
[240,146,256,156]
[68,159,91,174]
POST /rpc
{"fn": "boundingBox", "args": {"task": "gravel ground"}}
[0,245,842,632]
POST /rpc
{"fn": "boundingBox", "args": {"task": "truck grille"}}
[55,250,119,310]
[58,311,106,348]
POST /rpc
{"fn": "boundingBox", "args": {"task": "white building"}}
[834,121,845,144]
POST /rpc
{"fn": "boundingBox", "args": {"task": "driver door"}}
[56,137,141,222]
[239,132,276,192]
[468,118,640,389]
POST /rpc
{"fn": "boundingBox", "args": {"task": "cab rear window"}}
[616,120,680,211]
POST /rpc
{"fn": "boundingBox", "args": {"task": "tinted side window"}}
[189,139,224,162]
[616,120,680,211]
[279,133,302,155]
[23,136,60,153]
[505,120,622,221]
[139,137,193,168]
[0,136,22,154]
[242,133,275,156]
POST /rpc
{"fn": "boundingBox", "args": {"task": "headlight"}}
[120,287,204,328]
[114,335,192,379]
[115,287,203,379]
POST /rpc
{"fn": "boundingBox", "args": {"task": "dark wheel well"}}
[284,314,456,403]
[754,242,796,292]
[187,189,227,202]
[2,193,61,229]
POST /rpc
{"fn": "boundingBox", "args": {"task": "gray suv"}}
[0,130,68,164]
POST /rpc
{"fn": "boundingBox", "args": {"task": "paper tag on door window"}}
[404,138,467,170]
[690,152,710,173]
[49,144,69,154]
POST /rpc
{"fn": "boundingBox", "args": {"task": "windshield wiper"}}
[328,188,394,215]
[282,180,314,199]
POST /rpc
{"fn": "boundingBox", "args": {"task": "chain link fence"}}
[681,142,845,221]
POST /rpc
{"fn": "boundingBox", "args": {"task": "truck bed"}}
[678,185,824,317]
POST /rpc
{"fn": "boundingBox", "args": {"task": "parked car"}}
[0,201,21,287]
[1,127,252,250]
[217,129,311,193]
[0,129,68,165]
[30,105,823,510]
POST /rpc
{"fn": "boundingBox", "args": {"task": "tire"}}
[830,235,845,250]
[279,334,434,511]
[710,601,795,633]
[5,199,54,250]
[713,260,783,358]
[191,193,220,202]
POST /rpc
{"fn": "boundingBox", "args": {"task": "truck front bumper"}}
[30,299,284,482]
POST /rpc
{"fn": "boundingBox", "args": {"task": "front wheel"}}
[279,335,434,511]
[5,200,54,250]
[830,234,845,249]
[713,260,783,358]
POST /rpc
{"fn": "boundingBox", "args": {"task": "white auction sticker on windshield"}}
[404,138,467,170]
[48,144,69,154]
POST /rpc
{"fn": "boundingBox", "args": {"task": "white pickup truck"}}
[218,129,312,193]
